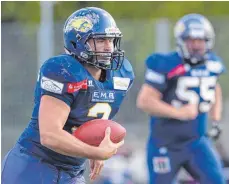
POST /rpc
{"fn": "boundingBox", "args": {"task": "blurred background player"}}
[137,14,226,184]
[2,7,134,184]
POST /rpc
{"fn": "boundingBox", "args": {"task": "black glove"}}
[207,122,222,141]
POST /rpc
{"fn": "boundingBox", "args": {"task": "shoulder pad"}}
[41,54,87,82]
[206,52,226,74]
[120,58,135,79]
[145,52,179,73]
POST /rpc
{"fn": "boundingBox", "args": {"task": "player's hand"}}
[207,122,222,141]
[89,159,104,181]
[98,127,124,160]
[176,104,198,121]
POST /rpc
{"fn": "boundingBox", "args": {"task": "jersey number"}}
[87,103,112,119]
[174,76,217,112]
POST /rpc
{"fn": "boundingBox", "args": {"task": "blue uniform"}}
[2,54,134,184]
[145,51,226,184]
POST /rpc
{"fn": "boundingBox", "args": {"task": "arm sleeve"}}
[144,54,167,93]
[39,61,82,107]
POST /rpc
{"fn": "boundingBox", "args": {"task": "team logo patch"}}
[67,79,88,93]
[113,77,130,90]
[88,80,94,87]
[64,16,93,33]
[153,157,171,174]
[191,69,210,77]
[91,90,115,103]
[41,76,64,94]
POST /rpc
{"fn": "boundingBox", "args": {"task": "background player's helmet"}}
[63,7,124,70]
[174,14,215,66]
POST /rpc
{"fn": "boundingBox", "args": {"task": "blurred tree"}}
[1,1,229,23]
[1,1,40,22]
[54,1,104,21]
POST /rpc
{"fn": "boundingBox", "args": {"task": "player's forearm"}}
[210,83,222,121]
[137,96,180,119]
[39,96,108,160]
[40,130,105,160]
[211,104,221,121]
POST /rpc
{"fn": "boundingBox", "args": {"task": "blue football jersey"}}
[144,51,225,147]
[17,54,134,170]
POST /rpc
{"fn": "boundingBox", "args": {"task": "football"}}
[73,119,126,147]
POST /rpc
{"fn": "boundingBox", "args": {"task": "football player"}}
[2,7,134,184]
[137,14,226,184]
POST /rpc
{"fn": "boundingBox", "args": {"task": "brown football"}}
[73,119,126,147]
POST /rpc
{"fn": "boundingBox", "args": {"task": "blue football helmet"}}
[174,14,215,66]
[63,7,124,70]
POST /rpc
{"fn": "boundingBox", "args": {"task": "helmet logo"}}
[65,16,93,33]
[174,21,185,37]
[105,27,121,35]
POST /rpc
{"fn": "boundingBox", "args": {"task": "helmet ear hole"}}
[71,41,77,49]
[76,34,82,41]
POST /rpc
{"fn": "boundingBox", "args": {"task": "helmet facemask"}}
[177,36,208,66]
[82,33,124,70]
